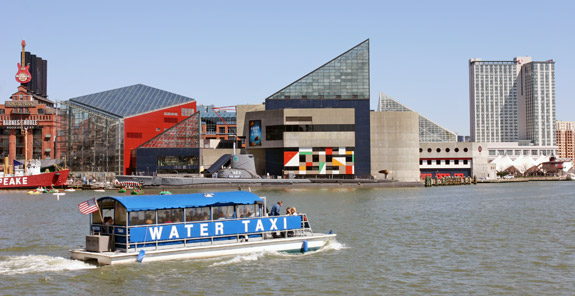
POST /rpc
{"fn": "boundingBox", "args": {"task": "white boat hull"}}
[70,233,335,265]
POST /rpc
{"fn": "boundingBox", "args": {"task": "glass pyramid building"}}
[378,92,457,142]
[267,39,369,100]
[67,84,195,118]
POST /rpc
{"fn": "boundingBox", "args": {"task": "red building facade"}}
[124,102,196,174]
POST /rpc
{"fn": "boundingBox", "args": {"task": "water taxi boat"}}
[69,191,336,265]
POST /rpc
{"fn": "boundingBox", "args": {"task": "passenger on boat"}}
[240,209,254,218]
[103,217,115,251]
[285,207,292,215]
[104,217,114,234]
[269,201,283,216]
[290,207,299,215]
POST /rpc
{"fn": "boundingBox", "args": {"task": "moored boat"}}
[27,188,43,195]
[0,159,69,189]
[70,191,336,265]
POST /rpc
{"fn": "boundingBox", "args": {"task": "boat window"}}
[101,205,115,225]
[158,209,183,223]
[237,204,258,218]
[212,206,234,220]
[186,207,210,221]
[115,205,127,226]
[130,210,157,225]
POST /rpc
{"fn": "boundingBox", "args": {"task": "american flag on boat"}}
[78,197,99,215]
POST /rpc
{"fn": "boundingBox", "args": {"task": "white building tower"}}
[469,57,555,147]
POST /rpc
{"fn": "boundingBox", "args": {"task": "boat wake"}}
[209,239,347,267]
[0,255,96,275]
[210,252,265,267]
[321,239,347,251]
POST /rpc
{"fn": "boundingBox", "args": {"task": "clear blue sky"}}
[1,0,573,136]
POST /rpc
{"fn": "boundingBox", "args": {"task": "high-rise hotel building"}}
[469,57,556,147]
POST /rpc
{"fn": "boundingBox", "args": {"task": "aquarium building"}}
[59,84,197,175]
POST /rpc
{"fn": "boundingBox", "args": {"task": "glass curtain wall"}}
[58,104,124,174]
[267,39,370,100]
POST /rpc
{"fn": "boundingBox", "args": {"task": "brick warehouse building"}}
[0,41,59,169]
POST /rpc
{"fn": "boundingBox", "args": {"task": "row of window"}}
[0,108,49,115]
[488,149,557,156]
[419,147,469,153]
[205,126,237,134]
[420,159,469,165]
[126,204,262,226]
[266,124,355,141]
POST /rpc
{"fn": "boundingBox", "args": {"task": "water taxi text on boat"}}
[70,191,336,265]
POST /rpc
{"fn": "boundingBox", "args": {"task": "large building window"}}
[265,124,355,141]
[157,155,199,174]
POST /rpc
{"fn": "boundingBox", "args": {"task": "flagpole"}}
[95,197,104,225]
[97,199,105,236]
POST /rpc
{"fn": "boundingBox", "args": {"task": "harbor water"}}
[1,182,574,295]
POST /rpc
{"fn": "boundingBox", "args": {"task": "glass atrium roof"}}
[378,92,457,143]
[267,39,370,100]
[67,84,195,118]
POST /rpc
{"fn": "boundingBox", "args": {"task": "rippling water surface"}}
[1,182,574,295]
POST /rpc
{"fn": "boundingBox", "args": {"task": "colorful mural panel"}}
[283,147,354,175]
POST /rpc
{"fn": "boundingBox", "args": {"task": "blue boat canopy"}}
[98,191,263,212]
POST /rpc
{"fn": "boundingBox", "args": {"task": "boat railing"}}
[90,213,313,252]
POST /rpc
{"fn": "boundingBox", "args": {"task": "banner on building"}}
[249,120,262,146]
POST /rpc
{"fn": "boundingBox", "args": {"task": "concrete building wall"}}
[266,99,372,177]
[236,104,265,138]
[469,142,495,179]
[370,111,420,182]
[243,109,284,148]
[243,108,356,149]
[284,132,355,147]
[282,108,355,147]
[419,142,496,180]
[282,108,355,124]
[243,107,362,177]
